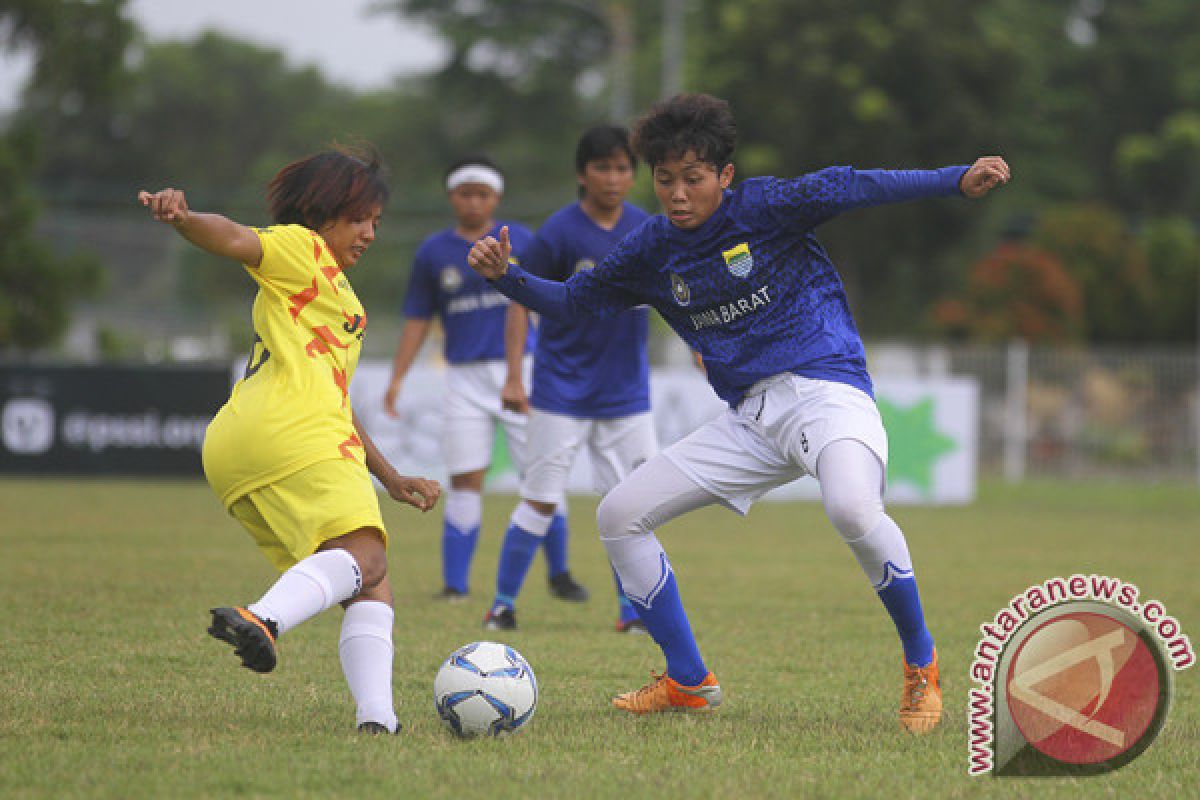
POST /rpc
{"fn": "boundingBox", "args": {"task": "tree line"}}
[2,0,1197,351]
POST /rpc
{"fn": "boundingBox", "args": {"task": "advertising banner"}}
[349,362,979,505]
[0,365,228,476]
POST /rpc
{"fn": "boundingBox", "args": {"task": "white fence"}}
[869,342,1200,482]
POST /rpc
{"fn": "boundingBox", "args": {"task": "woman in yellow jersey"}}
[139,145,440,735]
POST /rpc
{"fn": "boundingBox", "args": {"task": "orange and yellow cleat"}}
[612,670,722,714]
[900,648,942,734]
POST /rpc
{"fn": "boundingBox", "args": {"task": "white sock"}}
[512,501,555,537]
[248,549,362,635]
[339,600,398,732]
[444,488,482,532]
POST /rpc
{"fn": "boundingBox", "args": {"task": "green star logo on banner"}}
[877,396,956,494]
[487,425,514,480]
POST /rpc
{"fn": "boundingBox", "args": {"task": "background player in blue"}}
[384,155,568,600]
[467,94,1010,732]
[484,125,652,634]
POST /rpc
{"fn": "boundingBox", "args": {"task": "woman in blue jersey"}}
[483,126,652,634]
[467,94,1009,733]
[384,156,574,601]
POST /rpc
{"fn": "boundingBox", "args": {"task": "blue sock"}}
[543,513,569,578]
[877,575,935,666]
[442,521,479,593]
[612,568,640,624]
[628,570,707,685]
[493,523,541,610]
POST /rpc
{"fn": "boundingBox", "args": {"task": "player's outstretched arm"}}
[353,411,441,511]
[467,226,574,322]
[137,188,263,266]
[958,156,1011,198]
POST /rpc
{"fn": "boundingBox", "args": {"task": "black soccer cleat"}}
[357,721,401,735]
[207,606,278,673]
[483,606,517,631]
[433,587,470,604]
[548,571,590,603]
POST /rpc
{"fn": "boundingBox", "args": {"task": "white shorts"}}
[661,374,888,514]
[442,358,531,476]
[521,409,657,503]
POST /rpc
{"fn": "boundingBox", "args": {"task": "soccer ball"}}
[433,641,538,737]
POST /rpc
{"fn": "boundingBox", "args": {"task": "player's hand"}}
[387,474,441,512]
[138,188,191,226]
[959,157,1011,198]
[466,225,511,280]
[501,376,529,414]
[383,377,403,419]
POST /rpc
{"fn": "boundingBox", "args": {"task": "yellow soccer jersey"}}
[203,224,369,508]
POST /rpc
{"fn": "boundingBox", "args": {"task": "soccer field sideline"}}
[1,478,1196,798]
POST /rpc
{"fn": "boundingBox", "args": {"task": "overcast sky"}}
[0,0,447,110]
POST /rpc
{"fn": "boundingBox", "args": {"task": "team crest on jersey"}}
[723,242,754,278]
[440,266,463,292]
[670,272,691,306]
[574,258,596,274]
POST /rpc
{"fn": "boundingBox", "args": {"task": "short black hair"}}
[444,154,505,182]
[632,93,737,170]
[575,125,637,173]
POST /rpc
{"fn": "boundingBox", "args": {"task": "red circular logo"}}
[1006,611,1160,765]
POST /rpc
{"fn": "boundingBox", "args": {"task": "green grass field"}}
[1,478,1197,799]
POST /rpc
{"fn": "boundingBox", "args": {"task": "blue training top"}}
[492,166,968,406]
[523,201,651,419]
[402,222,535,364]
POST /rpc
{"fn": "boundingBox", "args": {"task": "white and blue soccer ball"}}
[433,641,538,737]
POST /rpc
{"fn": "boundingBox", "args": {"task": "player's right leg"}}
[440,372,496,597]
[598,454,722,713]
[486,410,587,629]
[589,412,660,633]
[210,460,386,674]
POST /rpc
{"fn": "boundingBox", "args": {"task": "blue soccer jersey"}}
[403,223,535,364]
[523,202,651,418]
[493,166,967,406]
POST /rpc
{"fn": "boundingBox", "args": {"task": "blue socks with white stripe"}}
[492,502,556,611]
[542,512,570,578]
[845,514,934,667]
[442,489,481,593]
[877,574,935,667]
[604,531,707,685]
[627,567,707,686]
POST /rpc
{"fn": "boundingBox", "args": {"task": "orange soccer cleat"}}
[612,670,722,714]
[900,648,942,734]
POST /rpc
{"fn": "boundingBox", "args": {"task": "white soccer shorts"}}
[661,373,888,514]
[441,358,531,476]
[520,409,657,503]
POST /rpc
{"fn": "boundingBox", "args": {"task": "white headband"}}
[446,165,504,193]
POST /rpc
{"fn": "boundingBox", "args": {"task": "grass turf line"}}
[0,478,1196,799]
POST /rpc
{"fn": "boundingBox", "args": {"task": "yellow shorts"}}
[228,458,387,572]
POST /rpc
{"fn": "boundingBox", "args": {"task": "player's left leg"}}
[340,572,400,735]
[816,438,941,733]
